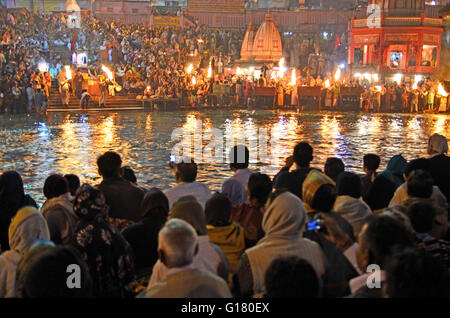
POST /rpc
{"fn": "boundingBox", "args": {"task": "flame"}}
[278,58,287,78]
[64,65,72,80]
[101,65,114,80]
[324,79,330,88]
[334,68,341,81]
[438,83,448,96]
[412,75,422,90]
[290,68,296,85]
[192,76,196,85]
[186,64,193,75]
[207,63,212,78]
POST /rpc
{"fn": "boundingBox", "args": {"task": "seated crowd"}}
[0,134,449,298]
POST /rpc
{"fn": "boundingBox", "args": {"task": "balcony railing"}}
[352,17,443,28]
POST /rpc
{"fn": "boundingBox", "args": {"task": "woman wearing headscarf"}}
[205,194,245,285]
[0,171,38,252]
[221,178,247,206]
[40,174,78,245]
[147,196,230,289]
[69,184,135,298]
[302,169,337,216]
[333,172,372,237]
[289,170,359,297]
[122,188,169,276]
[379,154,407,189]
[0,206,50,297]
[233,191,325,298]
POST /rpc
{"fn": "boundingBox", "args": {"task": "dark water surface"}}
[1,109,449,205]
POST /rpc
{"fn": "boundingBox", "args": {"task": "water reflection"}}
[0,110,449,205]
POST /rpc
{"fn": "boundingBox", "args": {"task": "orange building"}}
[240,12,283,64]
[349,0,443,82]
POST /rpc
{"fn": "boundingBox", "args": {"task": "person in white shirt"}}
[164,157,211,209]
[226,145,253,187]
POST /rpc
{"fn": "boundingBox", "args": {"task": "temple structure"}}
[240,12,283,63]
[348,0,443,82]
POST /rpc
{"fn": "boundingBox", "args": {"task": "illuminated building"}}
[240,12,283,63]
[348,0,443,82]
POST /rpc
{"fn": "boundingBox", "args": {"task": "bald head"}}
[158,218,198,268]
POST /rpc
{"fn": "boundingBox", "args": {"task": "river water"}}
[0,109,449,205]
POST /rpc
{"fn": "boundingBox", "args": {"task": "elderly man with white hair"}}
[427,133,450,203]
[140,218,231,298]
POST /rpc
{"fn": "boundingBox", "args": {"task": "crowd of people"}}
[2,10,446,113]
[0,133,449,298]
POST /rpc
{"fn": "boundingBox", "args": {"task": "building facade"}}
[349,0,443,82]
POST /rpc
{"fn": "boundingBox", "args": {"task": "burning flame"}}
[324,80,330,88]
[102,65,114,80]
[290,68,296,85]
[192,76,196,85]
[334,68,341,81]
[278,58,286,78]
[186,64,193,75]
[207,63,212,78]
[438,83,448,97]
[64,65,72,80]
[412,75,422,90]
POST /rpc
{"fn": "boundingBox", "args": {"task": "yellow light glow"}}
[334,68,341,81]
[437,83,448,96]
[363,73,371,81]
[101,65,114,80]
[186,64,193,75]
[394,73,402,85]
[65,65,72,80]
[412,75,422,89]
[192,76,196,85]
[372,74,379,82]
[278,58,287,78]
[236,67,244,76]
[375,85,382,92]
[324,79,330,88]
[290,68,297,86]
[207,63,212,78]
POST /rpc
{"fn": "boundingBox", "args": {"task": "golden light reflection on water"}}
[1,111,449,205]
[434,115,446,134]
